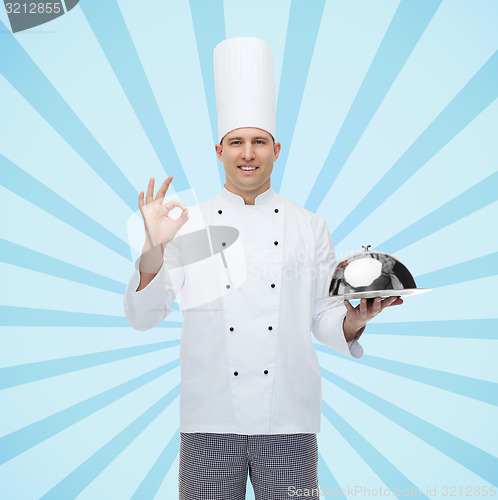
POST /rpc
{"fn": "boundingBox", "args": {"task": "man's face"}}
[215,128,281,199]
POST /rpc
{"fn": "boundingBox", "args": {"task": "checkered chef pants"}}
[179,432,319,500]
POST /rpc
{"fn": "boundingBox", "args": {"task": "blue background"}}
[0,0,497,498]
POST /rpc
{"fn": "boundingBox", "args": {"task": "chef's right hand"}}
[138,175,189,250]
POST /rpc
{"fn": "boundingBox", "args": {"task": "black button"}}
[222,242,226,246]
[264,370,268,375]
[268,326,273,331]
[271,283,275,288]
[274,241,278,245]
[234,371,238,376]
[274,209,279,213]
[218,210,222,214]
[226,284,231,289]
[229,327,234,332]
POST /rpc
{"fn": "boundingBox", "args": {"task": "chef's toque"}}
[213,37,276,144]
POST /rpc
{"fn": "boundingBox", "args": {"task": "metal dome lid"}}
[329,244,432,301]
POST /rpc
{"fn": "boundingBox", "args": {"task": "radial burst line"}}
[0,340,180,390]
[39,385,181,500]
[415,252,498,288]
[331,51,498,244]
[189,0,226,187]
[322,368,498,485]
[0,236,178,310]
[317,452,342,494]
[316,345,498,406]
[0,20,138,210]
[0,239,127,295]
[0,155,131,260]
[379,172,498,254]
[322,400,429,499]
[131,429,180,499]
[78,0,190,191]
[272,0,326,192]
[0,362,180,465]
[363,319,498,340]
[305,0,442,212]
[0,306,183,329]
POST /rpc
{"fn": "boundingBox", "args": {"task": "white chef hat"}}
[213,37,276,144]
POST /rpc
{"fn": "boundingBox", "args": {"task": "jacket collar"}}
[221,185,276,206]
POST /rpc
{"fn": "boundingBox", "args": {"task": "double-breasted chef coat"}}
[124,186,363,435]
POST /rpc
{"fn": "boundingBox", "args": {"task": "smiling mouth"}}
[238,166,258,171]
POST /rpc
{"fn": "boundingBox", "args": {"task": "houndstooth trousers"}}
[179,432,319,500]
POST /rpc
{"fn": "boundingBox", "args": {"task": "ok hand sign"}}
[138,175,189,250]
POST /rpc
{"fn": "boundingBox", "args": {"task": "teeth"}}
[240,167,256,170]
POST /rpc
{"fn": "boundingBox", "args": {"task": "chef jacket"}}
[123,186,363,434]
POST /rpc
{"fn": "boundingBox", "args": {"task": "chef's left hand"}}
[343,296,403,341]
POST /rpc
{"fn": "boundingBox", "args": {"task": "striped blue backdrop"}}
[0,0,496,498]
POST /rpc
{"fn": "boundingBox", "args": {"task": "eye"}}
[255,140,265,144]
[230,141,241,145]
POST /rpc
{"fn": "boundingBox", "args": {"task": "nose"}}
[241,143,255,161]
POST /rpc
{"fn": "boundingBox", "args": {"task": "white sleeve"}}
[311,216,364,358]
[123,240,184,331]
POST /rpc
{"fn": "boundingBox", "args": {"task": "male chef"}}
[124,37,402,500]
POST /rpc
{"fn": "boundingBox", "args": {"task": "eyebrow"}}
[226,136,269,141]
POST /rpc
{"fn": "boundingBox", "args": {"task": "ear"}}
[215,143,223,161]
[273,142,281,162]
